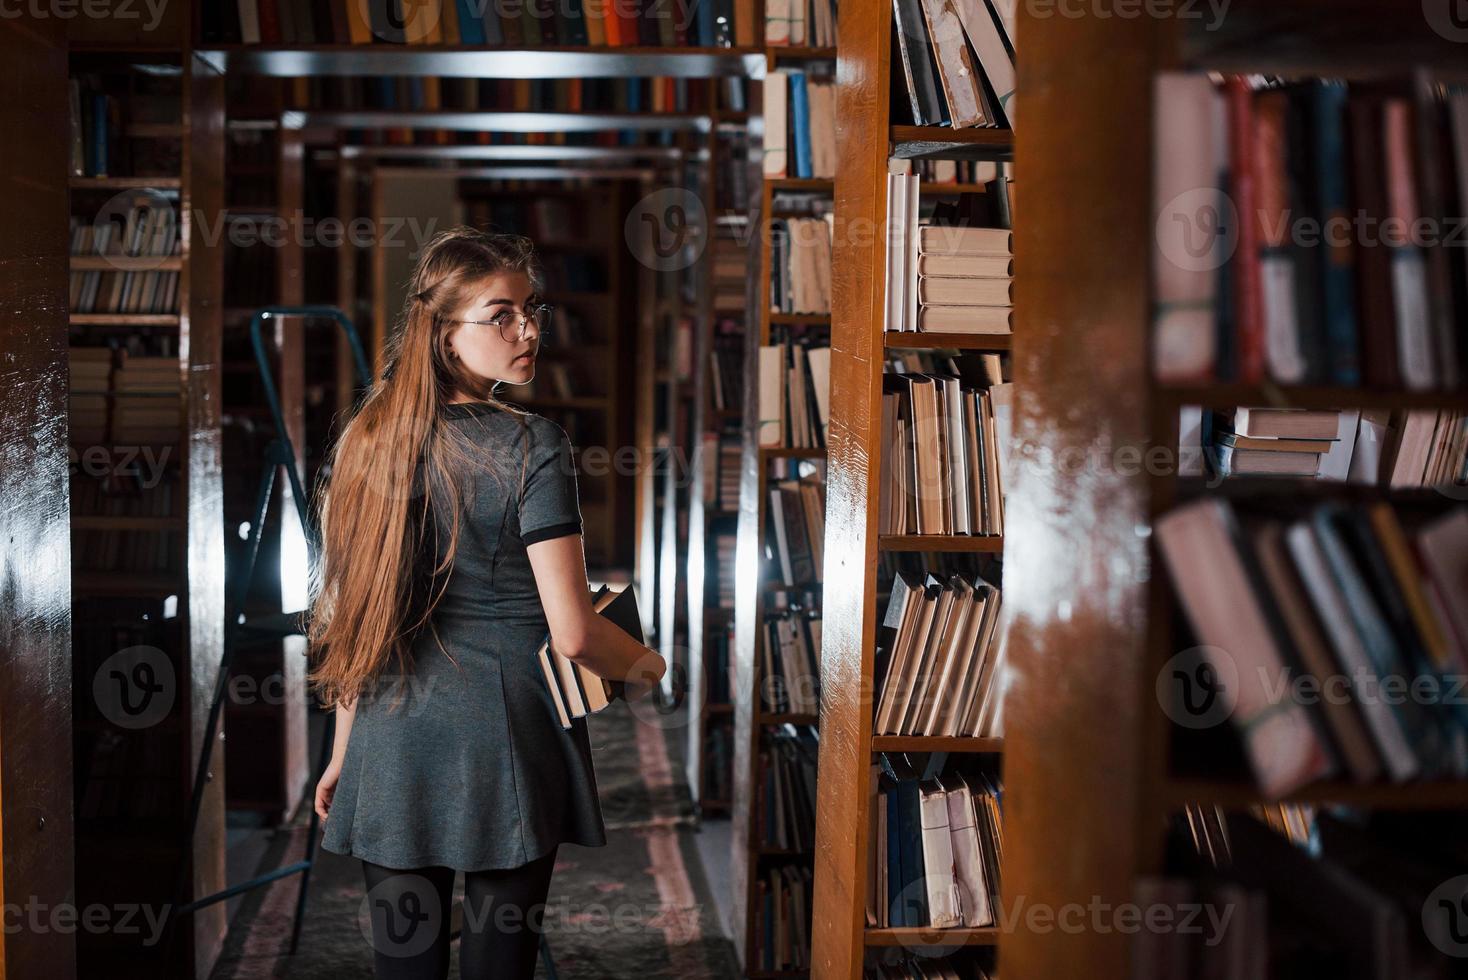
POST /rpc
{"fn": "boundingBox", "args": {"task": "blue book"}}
[896,778,927,928]
[689,0,714,46]
[1311,81,1361,386]
[90,92,108,177]
[789,71,813,180]
[884,779,904,926]
[455,0,486,42]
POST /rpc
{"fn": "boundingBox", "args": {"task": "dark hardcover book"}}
[200,0,242,42]
[564,0,590,44]
[1285,85,1329,383]
[1412,74,1462,389]
[896,777,929,927]
[892,0,944,127]
[1348,95,1402,388]
[1225,76,1265,383]
[884,775,906,926]
[778,485,816,583]
[1311,80,1362,386]
[1311,507,1446,776]
[537,586,642,729]
[256,0,282,43]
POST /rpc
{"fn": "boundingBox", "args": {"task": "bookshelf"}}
[1001,7,1468,980]
[66,49,228,979]
[728,42,837,976]
[805,0,1017,974]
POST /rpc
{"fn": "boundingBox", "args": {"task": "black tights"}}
[360,849,557,980]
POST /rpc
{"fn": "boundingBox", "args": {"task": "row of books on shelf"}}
[202,0,758,47]
[1154,74,1468,391]
[757,340,832,448]
[907,158,1005,186]
[768,476,826,587]
[1157,498,1468,798]
[765,0,836,47]
[885,173,1014,334]
[764,70,837,180]
[877,570,1003,737]
[72,470,180,575]
[880,359,1011,536]
[714,131,754,214]
[761,609,822,715]
[891,0,1014,129]
[70,350,182,446]
[1182,406,1467,486]
[771,214,834,314]
[69,210,182,316]
[753,863,814,973]
[517,361,603,402]
[863,958,989,980]
[868,768,1002,930]
[1141,807,1468,980]
[700,432,743,511]
[758,726,818,852]
[287,74,712,115]
[68,75,179,180]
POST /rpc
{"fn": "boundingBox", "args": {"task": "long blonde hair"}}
[307,227,543,707]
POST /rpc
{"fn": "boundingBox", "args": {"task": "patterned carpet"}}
[207,701,740,979]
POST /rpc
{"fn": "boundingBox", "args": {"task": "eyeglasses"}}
[453,304,555,344]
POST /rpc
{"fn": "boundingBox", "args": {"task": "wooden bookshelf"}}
[730,48,836,972]
[1001,7,1468,980]
[66,49,229,979]
[808,0,1011,975]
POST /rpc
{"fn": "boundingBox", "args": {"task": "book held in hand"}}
[536,585,643,730]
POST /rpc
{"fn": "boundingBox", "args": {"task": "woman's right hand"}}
[314,760,342,823]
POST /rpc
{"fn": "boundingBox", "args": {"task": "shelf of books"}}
[1004,6,1468,980]
[806,0,1017,974]
[686,113,754,815]
[727,29,839,975]
[67,48,229,978]
[191,0,768,77]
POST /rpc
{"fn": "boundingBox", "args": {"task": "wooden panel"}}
[808,0,893,974]
[0,15,76,980]
[1001,9,1164,980]
[183,53,229,979]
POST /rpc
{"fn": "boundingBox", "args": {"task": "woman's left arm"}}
[527,533,666,698]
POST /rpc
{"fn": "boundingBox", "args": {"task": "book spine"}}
[1313,81,1361,386]
[789,72,812,181]
[1226,77,1265,383]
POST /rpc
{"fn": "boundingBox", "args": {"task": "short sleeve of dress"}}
[518,417,582,546]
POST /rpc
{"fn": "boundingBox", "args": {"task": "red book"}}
[1226,77,1264,383]
[257,0,282,43]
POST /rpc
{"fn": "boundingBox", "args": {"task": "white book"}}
[758,345,785,447]
[807,346,831,442]
[1316,410,1361,482]
[1391,253,1437,391]
[918,782,962,928]
[238,0,261,43]
[904,173,921,331]
[944,780,994,927]
[1178,406,1205,477]
[763,71,789,178]
[942,377,972,535]
[885,169,908,332]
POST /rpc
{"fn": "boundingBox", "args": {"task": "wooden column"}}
[0,15,76,980]
[1001,10,1164,980]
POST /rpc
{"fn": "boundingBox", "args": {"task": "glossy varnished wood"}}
[1001,10,1165,980]
[808,0,893,974]
[0,15,76,980]
[183,54,230,978]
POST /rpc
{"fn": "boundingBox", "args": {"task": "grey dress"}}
[321,403,606,871]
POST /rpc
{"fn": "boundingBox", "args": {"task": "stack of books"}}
[712,228,750,316]
[884,170,1015,334]
[879,366,1011,536]
[1211,407,1348,478]
[701,432,744,511]
[1153,74,1468,390]
[757,727,819,851]
[714,531,737,609]
[869,770,1002,930]
[760,609,822,715]
[1157,498,1468,798]
[763,69,838,180]
[754,864,814,972]
[69,349,112,446]
[111,355,180,446]
[890,0,1015,129]
[757,340,832,449]
[535,586,641,730]
[770,214,834,314]
[875,572,1004,737]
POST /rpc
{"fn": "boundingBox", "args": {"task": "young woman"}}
[308,227,664,980]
